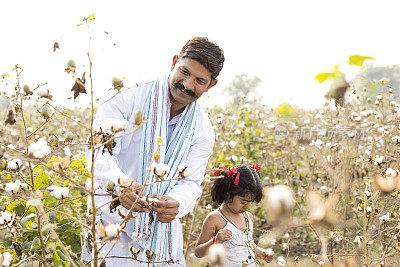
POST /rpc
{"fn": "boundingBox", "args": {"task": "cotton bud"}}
[107,181,115,194]
[377,95,383,101]
[375,100,379,106]
[63,132,74,143]
[363,87,367,92]
[65,59,76,73]
[7,159,22,171]
[0,251,12,267]
[177,164,192,178]
[23,84,33,95]
[207,244,226,266]
[134,110,144,126]
[41,105,51,119]
[153,163,169,178]
[38,88,52,100]
[112,77,124,90]
[366,206,372,214]
[48,135,59,147]
[389,88,394,93]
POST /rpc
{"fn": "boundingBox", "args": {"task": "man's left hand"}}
[149,195,179,223]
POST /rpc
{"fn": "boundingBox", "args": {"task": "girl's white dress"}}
[217,210,259,267]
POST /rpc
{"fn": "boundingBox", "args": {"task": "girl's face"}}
[225,194,254,214]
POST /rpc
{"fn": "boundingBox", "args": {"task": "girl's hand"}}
[257,248,274,263]
[215,229,232,243]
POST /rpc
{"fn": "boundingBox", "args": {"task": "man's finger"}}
[149,205,178,216]
[152,200,178,209]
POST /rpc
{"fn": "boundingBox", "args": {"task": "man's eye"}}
[181,69,189,75]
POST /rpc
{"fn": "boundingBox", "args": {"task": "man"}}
[83,37,224,266]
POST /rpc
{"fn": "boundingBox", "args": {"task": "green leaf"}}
[21,213,36,227]
[34,169,50,190]
[348,55,374,66]
[53,250,69,266]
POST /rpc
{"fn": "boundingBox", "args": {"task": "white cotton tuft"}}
[29,138,51,159]
[105,223,122,239]
[153,163,169,177]
[48,186,71,199]
[85,179,100,191]
[0,251,13,267]
[1,211,12,224]
[267,185,295,212]
[277,256,287,266]
[102,118,129,133]
[7,159,23,171]
[64,146,72,157]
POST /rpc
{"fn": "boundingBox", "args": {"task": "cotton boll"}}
[153,163,169,178]
[277,256,287,266]
[64,146,72,157]
[105,223,122,239]
[85,179,100,191]
[207,244,226,266]
[0,251,13,267]
[1,211,12,224]
[7,159,22,171]
[48,186,71,199]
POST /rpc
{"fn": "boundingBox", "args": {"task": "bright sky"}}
[1,0,400,110]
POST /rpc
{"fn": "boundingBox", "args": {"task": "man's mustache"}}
[173,83,198,99]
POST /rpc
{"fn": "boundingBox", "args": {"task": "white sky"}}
[1,0,400,110]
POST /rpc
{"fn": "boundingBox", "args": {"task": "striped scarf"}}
[132,75,198,264]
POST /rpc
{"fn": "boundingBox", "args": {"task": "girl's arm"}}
[248,212,274,262]
[195,213,232,258]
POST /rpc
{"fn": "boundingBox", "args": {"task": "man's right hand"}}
[119,182,149,212]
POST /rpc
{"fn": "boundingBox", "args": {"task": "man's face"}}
[169,56,217,107]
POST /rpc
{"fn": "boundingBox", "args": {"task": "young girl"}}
[195,164,274,266]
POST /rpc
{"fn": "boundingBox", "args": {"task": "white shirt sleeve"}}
[167,121,215,218]
[85,91,133,194]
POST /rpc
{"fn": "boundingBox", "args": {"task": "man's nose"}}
[182,77,195,91]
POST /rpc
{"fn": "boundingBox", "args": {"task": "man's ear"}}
[171,55,179,71]
[205,79,218,93]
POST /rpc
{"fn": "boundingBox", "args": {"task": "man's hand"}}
[215,229,232,243]
[119,182,149,212]
[149,195,179,223]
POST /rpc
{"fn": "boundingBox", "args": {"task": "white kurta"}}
[82,79,215,266]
